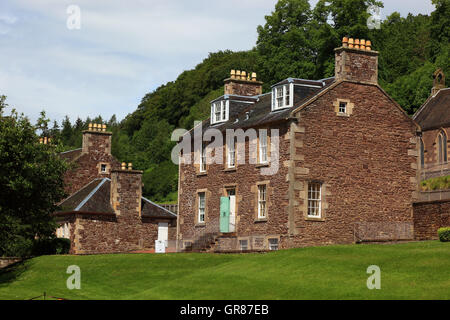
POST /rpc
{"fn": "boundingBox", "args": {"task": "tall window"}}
[200,143,207,172]
[438,131,448,164]
[228,137,236,168]
[420,138,425,168]
[339,102,347,114]
[198,193,206,223]
[258,185,267,219]
[271,83,293,110]
[259,130,268,164]
[308,182,322,218]
[211,100,229,124]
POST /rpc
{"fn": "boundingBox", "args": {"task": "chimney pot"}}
[343,37,349,47]
[128,163,133,170]
[102,124,107,132]
[231,70,236,79]
[360,39,366,50]
[348,38,354,48]
[335,37,378,84]
[224,69,263,96]
[121,162,127,170]
[88,123,93,131]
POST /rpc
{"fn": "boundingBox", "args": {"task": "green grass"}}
[421,175,450,191]
[1,241,449,300]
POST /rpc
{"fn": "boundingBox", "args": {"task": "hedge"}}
[438,227,450,242]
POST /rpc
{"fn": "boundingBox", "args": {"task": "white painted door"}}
[228,190,236,232]
[158,222,169,246]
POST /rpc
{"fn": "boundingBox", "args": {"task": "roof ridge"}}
[58,178,104,205]
[59,148,82,155]
[74,178,109,211]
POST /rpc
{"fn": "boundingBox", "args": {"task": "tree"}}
[0,96,68,257]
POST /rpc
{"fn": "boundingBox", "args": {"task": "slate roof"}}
[413,88,450,130]
[198,77,335,135]
[59,148,82,162]
[55,178,177,219]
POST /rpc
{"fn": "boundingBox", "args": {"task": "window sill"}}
[195,223,206,228]
[271,106,292,112]
[254,218,268,223]
[305,216,325,222]
[223,167,237,172]
[196,172,207,177]
[336,112,350,117]
[255,163,269,168]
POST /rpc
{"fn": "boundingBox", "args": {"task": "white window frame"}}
[239,239,248,251]
[210,100,229,124]
[271,83,294,111]
[307,182,322,218]
[339,101,347,114]
[258,184,267,219]
[268,238,279,251]
[227,136,236,168]
[200,143,207,173]
[198,192,206,223]
[259,130,268,164]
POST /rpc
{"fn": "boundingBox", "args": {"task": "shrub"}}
[32,238,71,256]
[438,227,450,242]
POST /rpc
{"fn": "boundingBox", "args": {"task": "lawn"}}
[0,241,449,300]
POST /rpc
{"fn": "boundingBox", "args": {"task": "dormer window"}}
[271,83,294,111]
[210,100,229,124]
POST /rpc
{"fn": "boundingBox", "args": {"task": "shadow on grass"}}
[0,259,30,286]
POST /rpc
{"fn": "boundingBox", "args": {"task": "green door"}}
[220,197,230,233]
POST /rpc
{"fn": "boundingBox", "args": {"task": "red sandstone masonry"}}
[285,81,418,248]
[63,131,120,195]
[413,200,450,240]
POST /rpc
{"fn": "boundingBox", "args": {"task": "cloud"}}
[0,0,437,124]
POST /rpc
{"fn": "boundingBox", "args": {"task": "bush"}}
[32,238,71,256]
[438,227,450,242]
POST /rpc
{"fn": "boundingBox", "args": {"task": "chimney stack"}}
[224,70,263,96]
[110,163,143,218]
[335,37,378,84]
[432,69,446,95]
[82,122,112,155]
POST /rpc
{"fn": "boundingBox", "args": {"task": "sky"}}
[0,0,437,124]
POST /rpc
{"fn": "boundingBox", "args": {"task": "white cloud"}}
[0,0,437,124]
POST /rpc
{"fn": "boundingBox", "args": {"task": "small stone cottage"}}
[54,124,177,254]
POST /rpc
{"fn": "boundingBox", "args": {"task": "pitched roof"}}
[197,77,335,135]
[56,178,176,219]
[59,148,82,162]
[413,88,450,130]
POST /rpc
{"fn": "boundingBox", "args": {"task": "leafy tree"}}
[0,96,68,257]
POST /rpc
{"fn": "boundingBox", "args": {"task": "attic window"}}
[210,100,229,124]
[339,102,347,114]
[271,83,294,111]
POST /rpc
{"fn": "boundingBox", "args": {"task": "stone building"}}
[54,124,177,254]
[413,69,449,179]
[412,69,450,240]
[177,38,420,252]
